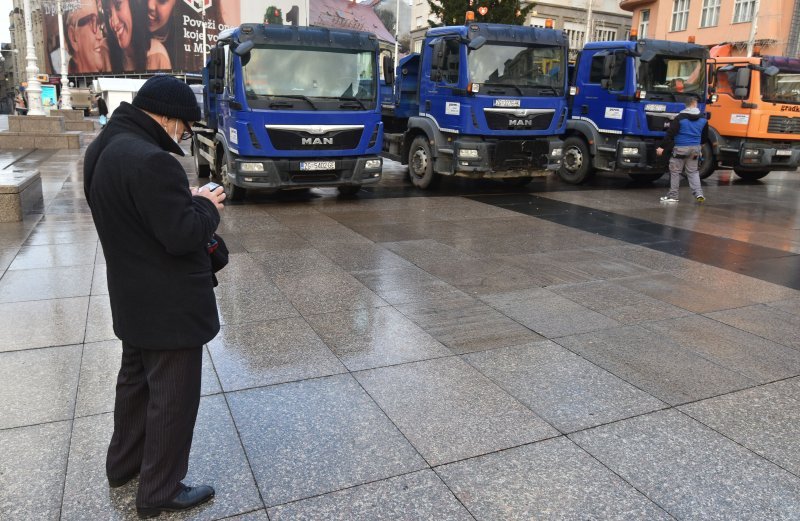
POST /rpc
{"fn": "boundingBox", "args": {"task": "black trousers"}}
[106,341,203,507]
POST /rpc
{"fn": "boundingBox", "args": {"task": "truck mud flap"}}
[493,141,549,169]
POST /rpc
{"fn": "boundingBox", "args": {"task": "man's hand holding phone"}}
[192,182,226,210]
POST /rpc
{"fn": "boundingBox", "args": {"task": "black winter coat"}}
[84,102,221,349]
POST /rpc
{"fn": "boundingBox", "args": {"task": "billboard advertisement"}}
[42,0,242,75]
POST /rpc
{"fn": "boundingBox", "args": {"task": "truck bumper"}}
[615,139,669,171]
[735,143,800,170]
[231,156,383,190]
[448,137,563,178]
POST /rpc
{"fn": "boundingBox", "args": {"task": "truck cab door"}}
[578,50,629,134]
[219,46,240,151]
[421,37,464,132]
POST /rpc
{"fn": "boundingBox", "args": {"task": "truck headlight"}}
[458,149,479,159]
[743,149,761,157]
[621,147,639,156]
[551,148,562,157]
[240,162,264,172]
[365,159,382,169]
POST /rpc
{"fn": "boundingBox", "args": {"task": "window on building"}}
[416,16,423,28]
[733,0,756,23]
[671,0,690,32]
[700,0,720,27]
[564,22,585,49]
[595,27,616,41]
[530,16,547,28]
[414,39,422,53]
[639,9,650,38]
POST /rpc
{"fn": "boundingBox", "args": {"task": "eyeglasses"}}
[179,121,193,142]
[75,13,103,34]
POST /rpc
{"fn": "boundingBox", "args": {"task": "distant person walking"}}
[83,75,225,518]
[14,91,27,115]
[96,94,108,126]
[656,95,708,203]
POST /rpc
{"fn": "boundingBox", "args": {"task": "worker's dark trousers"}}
[106,341,203,508]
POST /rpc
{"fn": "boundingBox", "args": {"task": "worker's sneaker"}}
[660,195,679,203]
[695,195,706,203]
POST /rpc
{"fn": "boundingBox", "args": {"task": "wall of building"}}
[623,0,797,57]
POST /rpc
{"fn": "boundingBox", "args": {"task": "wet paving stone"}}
[464,342,666,433]
[227,374,427,507]
[0,296,89,352]
[570,409,800,520]
[706,304,800,351]
[355,357,558,466]
[437,437,670,520]
[0,264,94,303]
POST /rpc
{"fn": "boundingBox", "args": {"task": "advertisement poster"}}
[43,0,242,75]
[41,85,58,111]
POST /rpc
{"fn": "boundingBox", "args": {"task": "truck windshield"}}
[468,43,565,94]
[243,46,375,106]
[762,71,800,104]
[637,55,705,98]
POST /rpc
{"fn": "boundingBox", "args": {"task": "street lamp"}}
[22,0,44,115]
[56,0,71,109]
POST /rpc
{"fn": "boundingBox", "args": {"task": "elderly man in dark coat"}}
[83,75,226,518]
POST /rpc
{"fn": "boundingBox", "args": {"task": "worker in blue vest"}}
[656,94,708,203]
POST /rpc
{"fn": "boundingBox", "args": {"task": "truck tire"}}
[559,137,594,184]
[408,136,439,189]
[337,185,361,196]
[192,139,210,179]
[698,142,715,179]
[733,169,770,181]
[220,152,247,201]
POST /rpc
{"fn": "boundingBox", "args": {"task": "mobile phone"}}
[199,182,221,192]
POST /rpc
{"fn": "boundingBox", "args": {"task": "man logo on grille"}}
[302,137,334,145]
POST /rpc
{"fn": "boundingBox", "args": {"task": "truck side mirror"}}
[733,67,750,99]
[209,47,225,80]
[382,55,395,86]
[602,54,617,78]
[234,40,254,56]
[763,65,779,76]
[468,36,486,51]
[433,41,446,71]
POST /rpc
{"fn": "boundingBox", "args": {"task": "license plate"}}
[300,161,335,171]
[775,150,792,156]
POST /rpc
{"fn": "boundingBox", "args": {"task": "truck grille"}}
[767,116,800,134]
[266,127,363,151]
[484,109,554,131]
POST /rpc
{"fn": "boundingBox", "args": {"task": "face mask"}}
[172,118,181,144]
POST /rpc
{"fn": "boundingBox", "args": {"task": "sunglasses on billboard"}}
[75,13,103,34]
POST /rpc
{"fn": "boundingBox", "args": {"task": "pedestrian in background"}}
[83,75,225,518]
[96,93,108,126]
[656,94,708,203]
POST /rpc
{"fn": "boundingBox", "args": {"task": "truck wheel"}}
[559,137,594,184]
[408,136,439,189]
[220,153,246,201]
[698,143,716,179]
[337,185,361,196]
[193,139,210,178]
[733,169,770,181]
[628,173,663,183]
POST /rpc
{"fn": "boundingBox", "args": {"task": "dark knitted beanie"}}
[132,75,201,122]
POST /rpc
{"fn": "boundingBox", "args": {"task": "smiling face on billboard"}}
[67,0,109,73]
[147,0,177,33]
[107,0,134,49]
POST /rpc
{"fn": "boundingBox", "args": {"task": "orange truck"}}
[704,47,800,180]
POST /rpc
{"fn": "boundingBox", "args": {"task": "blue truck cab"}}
[562,37,710,184]
[382,22,568,189]
[193,24,384,199]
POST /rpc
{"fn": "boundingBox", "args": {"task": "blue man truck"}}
[381,19,568,189]
[560,36,711,184]
[192,23,385,200]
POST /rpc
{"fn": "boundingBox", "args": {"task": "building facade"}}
[620,0,800,57]
[410,0,631,57]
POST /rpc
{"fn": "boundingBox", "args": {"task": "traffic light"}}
[286,5,300,26]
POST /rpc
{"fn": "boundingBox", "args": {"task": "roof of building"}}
[310,0,395,44]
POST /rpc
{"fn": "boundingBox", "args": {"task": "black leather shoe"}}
[137,484,215,519]
[108,472,138,488]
